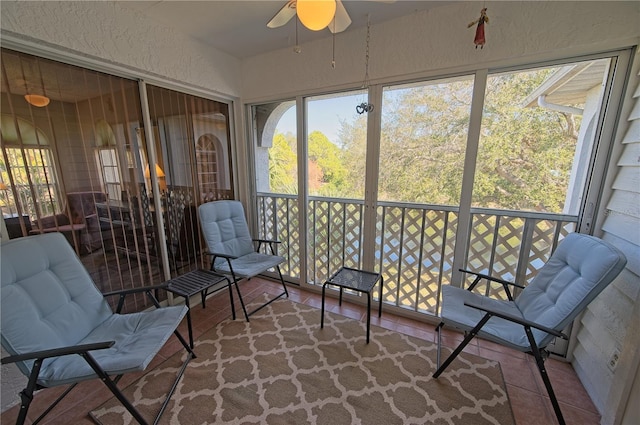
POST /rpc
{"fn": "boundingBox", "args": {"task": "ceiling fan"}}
[266,0,356,34]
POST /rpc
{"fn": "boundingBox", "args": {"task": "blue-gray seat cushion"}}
[35,307,187,386]
[441,233,627,351]
[441,285,533,351]
[213,251,285,278]
[1,232,187,387]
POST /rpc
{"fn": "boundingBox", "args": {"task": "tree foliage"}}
[268,69,582,214]
[268,132,297,194]
[376,81,472,206]
[473,70,579,212]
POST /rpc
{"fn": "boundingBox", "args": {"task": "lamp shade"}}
[24,94,50,107]
[144,163,165,178]
[297,0,336,31]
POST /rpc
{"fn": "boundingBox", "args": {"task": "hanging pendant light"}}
[297,0,336,31]
[24,94,50,107]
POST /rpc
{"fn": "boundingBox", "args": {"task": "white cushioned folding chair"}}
[198,200,289,321]
[1,233,195,425]
[433,232,627,425]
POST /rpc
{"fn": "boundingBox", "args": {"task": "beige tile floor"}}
[1,278,600,425]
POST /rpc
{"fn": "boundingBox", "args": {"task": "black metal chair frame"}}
[1,285,196,425]
[433,269,569,425]
[206,238,289,322]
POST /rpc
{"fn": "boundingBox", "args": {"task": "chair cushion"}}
[515,233,627,347]
[440,233,627,352]
[199,201,255,258]
[1,233,113,378]
[1,233,188,387]
[440,285,532,351]
[215,252,285,279]
[36,305,187,387]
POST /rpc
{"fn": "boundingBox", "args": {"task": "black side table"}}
[165,269,232,348]
[321,267,384,343]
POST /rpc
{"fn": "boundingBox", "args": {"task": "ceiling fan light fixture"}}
[24,94,50,108]
[297,0,336,31]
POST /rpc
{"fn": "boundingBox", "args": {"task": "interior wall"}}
[241,2,640,101]
[0,1,242,98]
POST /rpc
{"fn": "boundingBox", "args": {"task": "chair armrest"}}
[204,250,238,260]
[253,238,281,244]
[102,284,168,298]
[463,299,568,339]
[1,341,115,365]
[460,268,525,301]
[103,284,168,312]
[253,238,281,255]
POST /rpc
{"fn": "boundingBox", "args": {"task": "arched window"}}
[0,114,59,218]
[94,119,122,200]
[195,134,221,202]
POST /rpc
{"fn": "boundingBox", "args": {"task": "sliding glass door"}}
[145,84,233,278]
[305,90,368,284]
[377,76,474,314]
[0,48,234,313]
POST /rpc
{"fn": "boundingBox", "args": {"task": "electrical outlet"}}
[608,348,621,372]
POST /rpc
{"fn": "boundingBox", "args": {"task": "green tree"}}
[474,69,578,212]
[336,69,580,213]
[375,81,472,206]
[307,130,347,196]
[338,116,367,198]
[268,132,297,194]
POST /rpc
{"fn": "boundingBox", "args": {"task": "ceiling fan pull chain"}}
[331,19,336,68]
[363,15,371,89]
[357,15,373,115]
[294,15,301,53]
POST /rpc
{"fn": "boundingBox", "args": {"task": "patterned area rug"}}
[90,295,514,425]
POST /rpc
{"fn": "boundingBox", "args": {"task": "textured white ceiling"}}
[119,1,451,59]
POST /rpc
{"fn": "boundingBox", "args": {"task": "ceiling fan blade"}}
[329,0,351,33]
[267,1,297,29]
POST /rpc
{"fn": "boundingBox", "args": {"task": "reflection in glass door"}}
[145,85,234,278]
[0,48,155,313]
[0,49,234,313]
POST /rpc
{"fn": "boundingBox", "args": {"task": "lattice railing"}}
[465,208,577,301]
[375,202,459,315]
[308,198,364,284]
[257,194,301,279]
[256,194,578,317]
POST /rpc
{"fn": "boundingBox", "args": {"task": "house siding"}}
[578,52,640,423]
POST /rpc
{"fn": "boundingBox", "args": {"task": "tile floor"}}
[1,278,601,425]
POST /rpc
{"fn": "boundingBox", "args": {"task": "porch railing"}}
[256,193,577,317]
